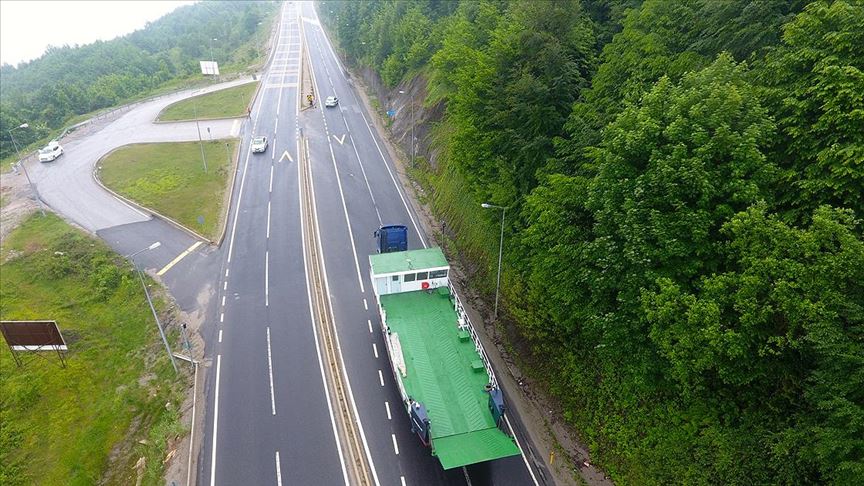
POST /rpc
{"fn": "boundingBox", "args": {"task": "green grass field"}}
[0,214,188,485]
[99,140,238,240]
[157,81,258,121]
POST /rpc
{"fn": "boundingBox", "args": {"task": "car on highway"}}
[38,141,64,162]
[325,96,339,107]
[251,136,268,153]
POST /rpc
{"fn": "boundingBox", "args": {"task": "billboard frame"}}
[0,320,68,368]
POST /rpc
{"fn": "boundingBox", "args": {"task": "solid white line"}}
[299,137,351,486]
[368,319,373,333]
[218,329,222,343]
[391,434,399,455]
[346,133,382,224]
[208,354,222,486]
[267,327,276,415]
[372,343,378,358]
[504,415,541,486]
[325,138,365,292]
[156,241,202,276]
[363,299,368,311]
[269,165,274,192]
[378,369,384,387]
[226,102,265,264]
[265,251,270,306]
[385,401,391,420]
[186,361,198,486]
[267,201,272,238]
[275,451,283,486]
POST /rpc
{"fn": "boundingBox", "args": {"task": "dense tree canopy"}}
[0,1,276,160]
[322,0,862,482]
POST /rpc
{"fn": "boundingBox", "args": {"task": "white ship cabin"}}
[369,247,450,297]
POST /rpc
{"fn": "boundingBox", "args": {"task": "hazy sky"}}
[0,0,196,67]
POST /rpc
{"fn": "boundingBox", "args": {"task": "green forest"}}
[320,0,863,483]
[0,1,277,160]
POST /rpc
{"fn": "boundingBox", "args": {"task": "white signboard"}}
[200,61,220,76]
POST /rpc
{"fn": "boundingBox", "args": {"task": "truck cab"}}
[374,225,408,253]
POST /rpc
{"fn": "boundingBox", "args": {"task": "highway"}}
[200,2,545,485]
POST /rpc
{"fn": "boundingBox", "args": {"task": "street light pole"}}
[126,242,178,374]
[193,99,208,173]
[209,37,217,63]
[8,123,45,216]
[481,203,507,319]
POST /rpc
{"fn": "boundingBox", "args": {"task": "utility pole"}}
[481,203,507,319]
[8,123,45,216]
[193,99,208,173]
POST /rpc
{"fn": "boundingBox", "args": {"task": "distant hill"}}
[0,0,277,159]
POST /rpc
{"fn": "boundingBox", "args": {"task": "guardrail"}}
[449,281,499,389]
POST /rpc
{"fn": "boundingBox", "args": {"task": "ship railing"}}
[449,282,499,389]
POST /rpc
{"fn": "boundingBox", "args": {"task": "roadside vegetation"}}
[0,213,188,485]
[0,1,277,162]
[157,81,259,121]
[99,140,238,240]
[321,0,864,483]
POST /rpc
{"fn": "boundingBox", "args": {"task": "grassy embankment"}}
[99,140,239,240]
[0,213,188,485]
[157,81,259,121]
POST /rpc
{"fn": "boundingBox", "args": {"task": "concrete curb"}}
[92,146,212,244]
[153,80,260,124]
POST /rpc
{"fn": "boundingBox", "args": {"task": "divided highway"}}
[201,2,546,485]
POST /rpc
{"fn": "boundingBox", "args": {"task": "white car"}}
[251,136,268,153]
[325,96,339,107]
[38,142,63,162]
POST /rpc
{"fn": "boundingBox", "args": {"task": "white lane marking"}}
[221,295,226,307]
[378,369,384,387]
[272,136,277,160]
[275,451,283,486]
[385,401,391,420]
[332,134,345,145]
[303,25,380,486]
[391,434,399,455]
[267,201,272,239]
[156,241,202,276]
[218,329,222,343]
[225,268,229,277]
[363,299,368,311]
[265,250,270,307]
[368,319,373,334]
[275,116,279,133]
[220,313,224,323]
[223,281,227,290]
[372,343,378,358]
[279,150,294,163]
[312,8,427,249]
[208,354,222,486]
[269,165,275,192]
[267,327,276,415]
[299,137,351,486]
[401,477,406,486]
[504,414,541,486]
[346,133,382,224]
[325,137,365,292]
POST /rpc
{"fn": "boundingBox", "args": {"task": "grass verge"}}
[157,81,259,121]
[98,140,238,240]
[0,213,188,485]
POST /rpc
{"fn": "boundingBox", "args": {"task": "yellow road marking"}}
[156,241,202,276]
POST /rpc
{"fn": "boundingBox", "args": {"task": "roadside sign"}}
[1,320,68,367]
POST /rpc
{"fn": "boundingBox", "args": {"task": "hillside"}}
[0,0,277,159]
[319,0,864,483]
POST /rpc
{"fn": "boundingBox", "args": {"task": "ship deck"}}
[379,286,520,469]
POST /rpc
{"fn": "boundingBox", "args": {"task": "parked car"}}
[325,96,339,107]
[251,136,268,153]
[38,141,63,162]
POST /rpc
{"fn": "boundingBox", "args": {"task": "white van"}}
[38,141,64,162]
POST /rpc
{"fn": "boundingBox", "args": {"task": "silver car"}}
[251,136,268,153]
[325,96,339,107]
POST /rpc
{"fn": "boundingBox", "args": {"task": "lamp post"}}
[210,37,217,63]
[481,203,507,319]
[257,22,263,59]
[126,242,178,373]
[398,89,414,167]
[8,123,45,216]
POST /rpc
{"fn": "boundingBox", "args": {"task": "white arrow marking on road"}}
[332,134,345,145]
[279,150,293,163]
